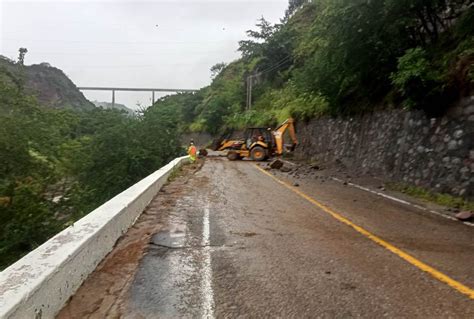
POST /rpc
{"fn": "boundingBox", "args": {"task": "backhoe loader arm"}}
[273,118,298,155]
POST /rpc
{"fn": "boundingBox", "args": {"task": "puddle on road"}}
[127,202,212,318]
[128,245,201,318]
[151,229,187,248]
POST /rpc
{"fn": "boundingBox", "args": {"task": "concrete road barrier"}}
[0,156,189,319]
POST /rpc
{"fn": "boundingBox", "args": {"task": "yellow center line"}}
[254,164,474,300]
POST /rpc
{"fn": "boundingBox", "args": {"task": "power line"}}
[2,38,233,45]
[2,50,230,56]
[246,54,293,110]
[254,55,292,76]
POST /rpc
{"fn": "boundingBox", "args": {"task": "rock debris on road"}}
[59,158,474,318]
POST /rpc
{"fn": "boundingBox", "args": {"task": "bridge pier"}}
[77,87,198,109]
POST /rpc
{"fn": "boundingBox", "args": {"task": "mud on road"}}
[57,161,204,319]
[59,158,473,318]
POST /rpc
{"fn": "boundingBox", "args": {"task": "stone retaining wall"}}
[295,97,474,199]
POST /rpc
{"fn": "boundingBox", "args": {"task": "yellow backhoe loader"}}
[214,118,298,161]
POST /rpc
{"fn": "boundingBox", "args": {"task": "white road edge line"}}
[201,205,215,319]
[331,177,474,227]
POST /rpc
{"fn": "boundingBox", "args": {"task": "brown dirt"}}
[56,160,204,319]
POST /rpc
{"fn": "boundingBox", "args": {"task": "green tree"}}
[0,75,184,269]
[0,80,63,268]
[17,48,28,66]
[210,62,227,78]
[238,17,277,58]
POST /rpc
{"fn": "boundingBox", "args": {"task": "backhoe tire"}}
[227,151,240,161]
[251,146,266,161]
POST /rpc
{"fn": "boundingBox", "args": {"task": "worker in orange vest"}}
[188,141,197,163]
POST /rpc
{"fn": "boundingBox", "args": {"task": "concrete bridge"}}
[1,155,474,318]
[77,87,199,107]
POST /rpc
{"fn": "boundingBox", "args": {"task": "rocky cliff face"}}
[295,97,474,199]
[0,56,94,110]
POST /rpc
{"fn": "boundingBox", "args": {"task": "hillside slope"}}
[150,1,474,134]
[0,60,183,269]
[0,56,94,110]
[146,1,473,200]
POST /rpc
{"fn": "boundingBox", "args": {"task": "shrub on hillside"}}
[391,48,442,109]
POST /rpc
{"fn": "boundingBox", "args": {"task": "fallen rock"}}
[280,166,292,173]
[310,164,320,170]
[293,182,300,187]
[199,149,208,157]
[455,211,473,221]
[269,159,284,169]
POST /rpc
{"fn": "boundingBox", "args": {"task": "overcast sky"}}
[0,0,288,109]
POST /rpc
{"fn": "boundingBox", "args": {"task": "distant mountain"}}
[92,100,134,115]
[0,55,94,110]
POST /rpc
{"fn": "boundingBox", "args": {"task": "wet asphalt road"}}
[59,158,474,318]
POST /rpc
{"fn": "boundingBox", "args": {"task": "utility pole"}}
[248,75,253,111]
[245,76,250,110]
[112,89,115,108]
[246,74,255,111]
